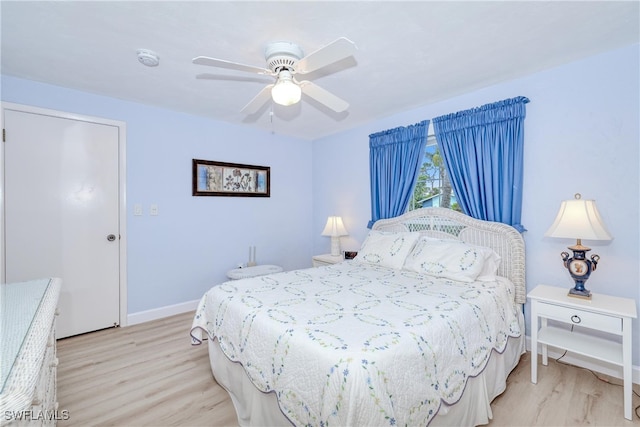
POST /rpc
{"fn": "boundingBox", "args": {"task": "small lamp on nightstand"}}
[545,193,612,299]
[322,216,348,257]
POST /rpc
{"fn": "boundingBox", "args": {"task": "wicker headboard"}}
[372,207,526,304]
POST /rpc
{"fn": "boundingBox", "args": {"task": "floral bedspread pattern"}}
[190,261,521,426]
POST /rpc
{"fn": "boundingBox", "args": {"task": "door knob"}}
[107,234,117,242]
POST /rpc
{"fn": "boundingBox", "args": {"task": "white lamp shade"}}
[321,216,348,237]
[271,71,301,106]
[545,197,612,241]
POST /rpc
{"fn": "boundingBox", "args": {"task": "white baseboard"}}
[127,299,199,326]
[525,336,640,385]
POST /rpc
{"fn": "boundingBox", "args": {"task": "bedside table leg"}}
[541,317,548,366]
[623,317,632,420]
[531,301,538,384]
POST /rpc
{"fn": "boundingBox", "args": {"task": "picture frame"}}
[192,159,270,197]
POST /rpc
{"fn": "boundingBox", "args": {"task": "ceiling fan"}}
[192,37,357,114]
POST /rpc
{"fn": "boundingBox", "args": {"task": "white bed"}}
[191,207,526,426]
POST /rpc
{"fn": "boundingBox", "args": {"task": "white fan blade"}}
[241,85,274,115]
[196,73,272,84]
[296,37,357,75]
[193,56,273,75]
[299,81,349,113]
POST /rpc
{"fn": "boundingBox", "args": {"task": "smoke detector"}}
[137,49,159,67]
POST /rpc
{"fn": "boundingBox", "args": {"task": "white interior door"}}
[3,106,122,338]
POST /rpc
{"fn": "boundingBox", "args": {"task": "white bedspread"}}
[190,261,521,426]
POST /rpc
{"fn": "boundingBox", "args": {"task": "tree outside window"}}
[409,137,459,212]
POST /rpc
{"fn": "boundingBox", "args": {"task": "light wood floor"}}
[57,311,639,426]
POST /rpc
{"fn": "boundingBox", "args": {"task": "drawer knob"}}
[571,315,581,324]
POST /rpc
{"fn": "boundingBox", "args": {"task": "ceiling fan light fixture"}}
[271,71,301,106]
[193,37,356,113]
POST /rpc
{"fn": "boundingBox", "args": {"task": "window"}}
[408,135,460,212]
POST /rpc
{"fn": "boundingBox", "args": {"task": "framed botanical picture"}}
[192,159,270,197]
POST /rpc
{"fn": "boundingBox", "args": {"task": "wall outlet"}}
[134,204,143,216]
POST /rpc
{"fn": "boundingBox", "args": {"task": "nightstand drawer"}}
[537,302,621,334]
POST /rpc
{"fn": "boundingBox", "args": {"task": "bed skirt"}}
[207,309,525,427]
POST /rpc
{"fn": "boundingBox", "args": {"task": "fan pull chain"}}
[269,108,275,134]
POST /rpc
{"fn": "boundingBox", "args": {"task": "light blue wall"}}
[312,44,640,365]
[1,76,314,313]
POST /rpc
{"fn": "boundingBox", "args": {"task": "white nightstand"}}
[528,284,637,420]
[312,254,344,267]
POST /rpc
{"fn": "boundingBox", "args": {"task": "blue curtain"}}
[368,120,429,228]
[432,97,529,232]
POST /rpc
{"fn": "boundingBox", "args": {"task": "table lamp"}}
[322,216,348,257]
[544,193,612,299]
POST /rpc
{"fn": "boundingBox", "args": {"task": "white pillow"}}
[354,230,420,269]
[403,238,501,282]
[476,249,502,281]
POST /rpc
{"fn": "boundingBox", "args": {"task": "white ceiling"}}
[1,1,638,140]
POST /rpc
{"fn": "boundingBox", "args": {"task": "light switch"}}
[134,204,143,216]
[150,204,159,216]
